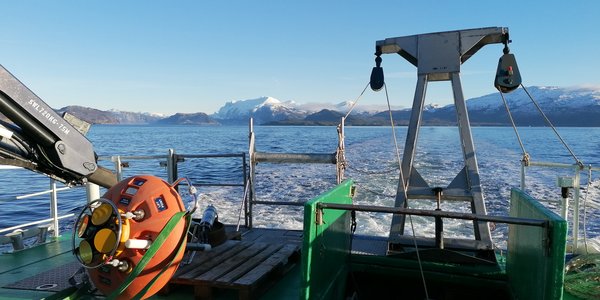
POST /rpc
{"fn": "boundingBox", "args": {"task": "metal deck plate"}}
[3,261,83,292]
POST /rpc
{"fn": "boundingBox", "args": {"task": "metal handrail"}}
[2,149,250,250]
[0,175,78,246]
[97,151,247,186]
[0,214,74,235]
[527,160,600,170]
[97,150,250,226]
[521,159,600,253]
[98,154,167,160]
[246,118,345,228]
[0,186,71,203]
[317,203,549,228]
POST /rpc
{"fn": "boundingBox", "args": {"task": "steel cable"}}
[520,84,582,165]
[498,91,528,158]
[384,83,430,299]
[344,82,371,120]
[342,79,430,299]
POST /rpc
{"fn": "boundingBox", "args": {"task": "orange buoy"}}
[73,175,188,299]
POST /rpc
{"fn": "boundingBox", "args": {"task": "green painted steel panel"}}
[301,180,354,300]
[507,188,567,300]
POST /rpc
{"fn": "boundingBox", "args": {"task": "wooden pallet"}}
[169,240,300,300]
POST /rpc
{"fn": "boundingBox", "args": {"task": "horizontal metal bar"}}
[317,203,548,228]
[0,186,76,203]
[527,161,580,169]
[0,213,75,234]
[98,155,167,161]
[408,194,473,201]
[407,187,472,201]
[98,153,246,162]
[527,161,600,171]
[252,200,304,207]
[255,152,335,164]
[179,153,245,159]
[195,183,245,187]
[15,187,71,200]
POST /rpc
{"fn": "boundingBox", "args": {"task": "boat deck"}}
[0,226,388,300]
[167,227,303,300]
[0,234,78,299]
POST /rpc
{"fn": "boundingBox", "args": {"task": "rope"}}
[336,122,347,184]
[344,82,371,120]
[564,254,600,299]
[336,82,372,184]
[342,79,429,298]
[582,166,593,255]
[520,84,582,166]
[498,91,528,160]
[384,83,430,299]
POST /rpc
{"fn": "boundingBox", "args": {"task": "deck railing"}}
[1,118,344,252]
[2,155,598,254]
[0,172,79,251]
[521,160,600,253]
[0,150,250,252]
[246,118,345,227]
[97,150,250,226]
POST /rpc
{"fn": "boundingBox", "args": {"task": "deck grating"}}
[2,261,82,292]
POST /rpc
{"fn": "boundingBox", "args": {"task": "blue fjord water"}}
[1,125,599,247]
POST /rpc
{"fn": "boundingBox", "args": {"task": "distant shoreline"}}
[90,123,600,128]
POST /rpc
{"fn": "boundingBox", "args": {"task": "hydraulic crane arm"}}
[0,65,117,188]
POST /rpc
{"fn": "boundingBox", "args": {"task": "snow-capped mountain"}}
[429,86,600,126]
[212,97,305,124]
[298,101,403,115]
[424,103,442,112]
[210,86,600,126]
[465,86,600,112]
[211,97,407,124]
[53,85,600,126]
[213,97,284,119]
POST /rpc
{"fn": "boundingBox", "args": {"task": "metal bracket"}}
[315,208,323,225]
[543,221,551,257]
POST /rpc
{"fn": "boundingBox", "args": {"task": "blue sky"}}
[0,1,598,115]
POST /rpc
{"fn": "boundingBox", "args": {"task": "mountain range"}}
[53,86,600,127]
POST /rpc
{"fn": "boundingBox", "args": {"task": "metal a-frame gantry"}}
[377,27,509,255]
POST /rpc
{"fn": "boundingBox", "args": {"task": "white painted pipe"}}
[125,239,152,249]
